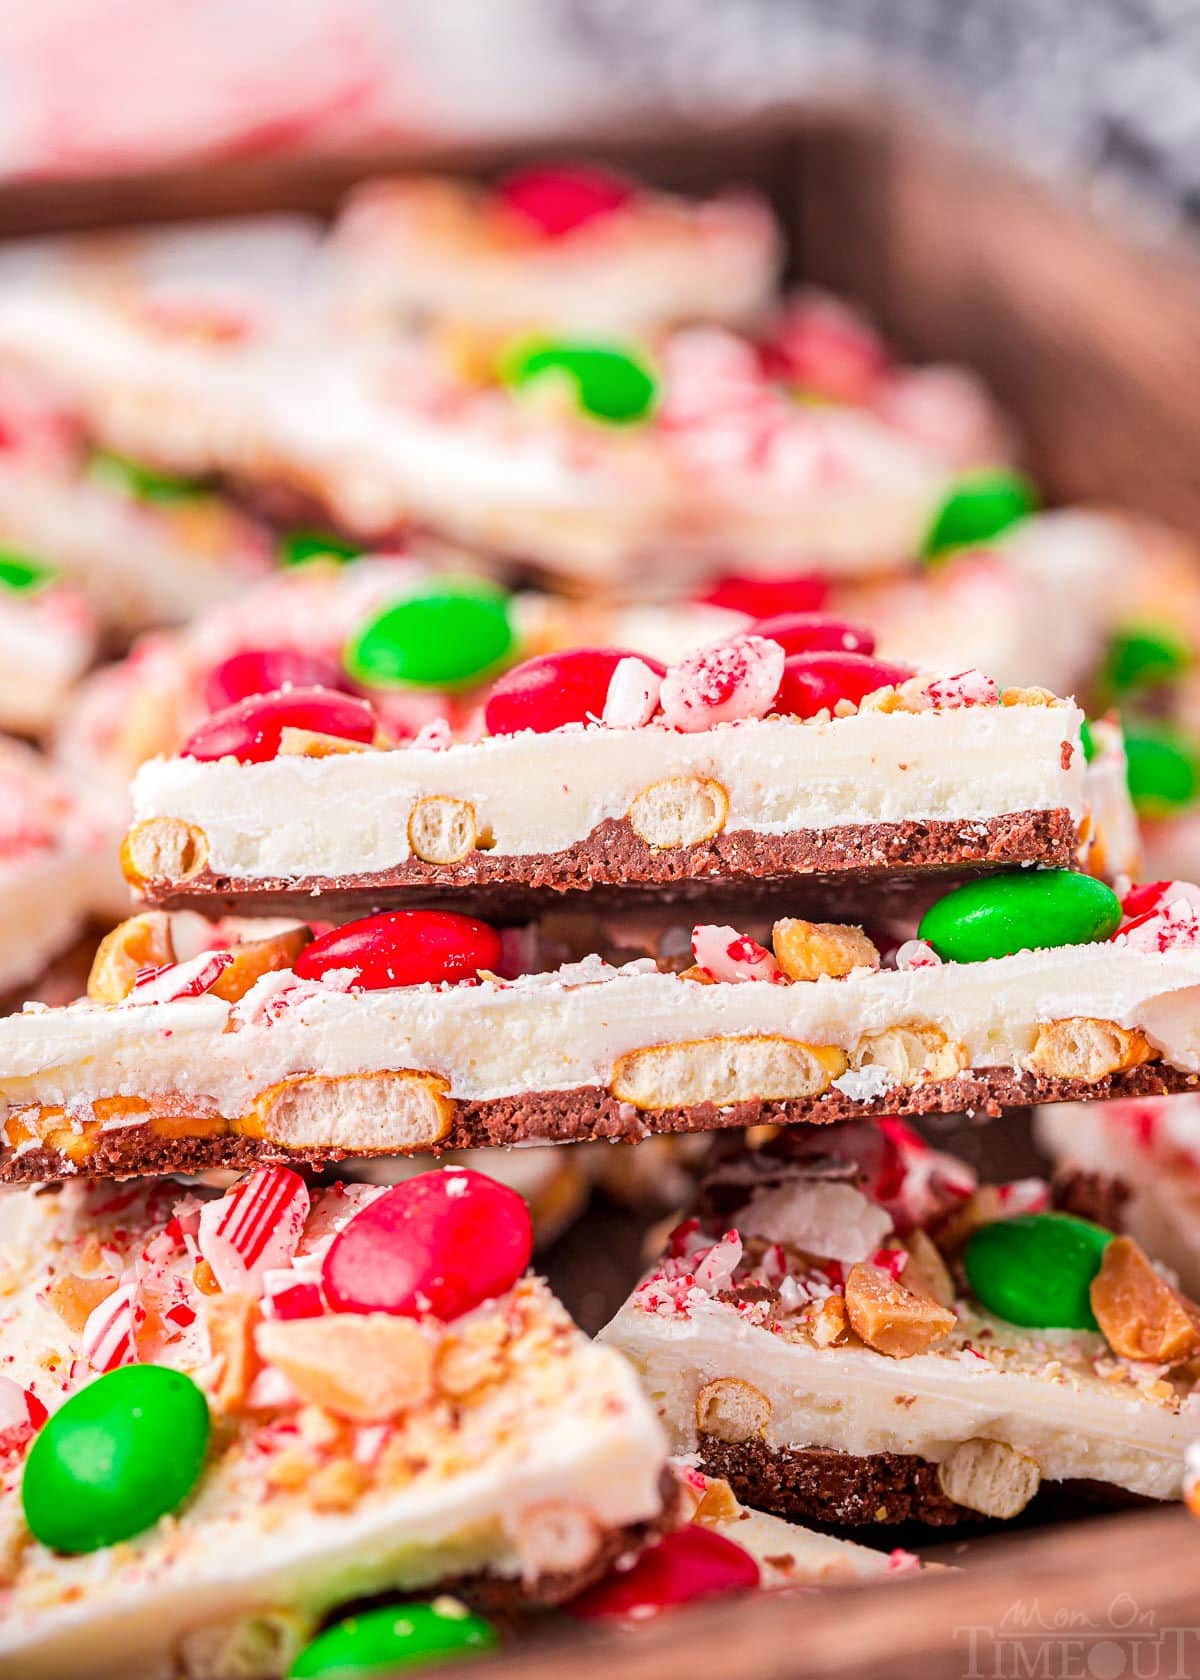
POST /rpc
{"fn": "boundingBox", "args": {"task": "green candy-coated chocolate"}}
[922,470,1037,559]
[0,550,56,592]
[279,530,363,568]
[1101,624,1191,697]
[1079,718,1096,764]
[89,448,208,504]
[502,339,657,424]
[964,1213,1113,1329]
[345,579,514,691]
[1123,723,1200,817]
[917,870,1122,964]
[22,1365,210,1554]
[289,1600,499,1678]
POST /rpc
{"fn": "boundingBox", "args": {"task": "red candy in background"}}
[484,648,664,736]
[294,910,502,990]
[775,652,915,719]
[202,648,347,712]
[496,163,635,237]
[699,572,827,618]
[322,1169,534,1321]
[749,612,875,658]
[182,686,376,763]
[566,1524,760,1623]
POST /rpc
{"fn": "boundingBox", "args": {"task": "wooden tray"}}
[5,103,1199,1678]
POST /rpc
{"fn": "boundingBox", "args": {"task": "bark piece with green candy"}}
[1123,722,1200,817]
[922,470,1036,559]
[501,338,658,423]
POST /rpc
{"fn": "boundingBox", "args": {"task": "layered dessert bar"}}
[0,560,95,736]
[328,163,782,336]
[0,1166,670,1678]
[123,634,1090,917]
[603,1122,1200,1526]
[4,871,1199,1179]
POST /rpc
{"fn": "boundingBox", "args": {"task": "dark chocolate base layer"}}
[3,1061,1193,1184]
[136,808,1079,921]
[698,1439,1158,1529]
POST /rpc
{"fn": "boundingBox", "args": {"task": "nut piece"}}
[1090,1235,1200,1366]
[121,817,210,888]
[612,1035,847,1111]
[407,795,478,864]
[243,1069,453,1152]
[46,1272,118,1333]
[209,926,314,1004]
[1001,686,1059,707]
[850,1023,968,1087]
[277,727,372,759]
[690,1476,742,1527]
[936,1438,1042,1519]
[87,912,177,1003]
[206,1292,261,1414]
[507,1501,604,1584]
[772,918,880,982]
[844,1263,956,1358]
[628,775,729,849]
[696,1377,772,1444]
[902,1229,956,1308]
[256,1314,434,1421]
[1027,1017,1156,1084]
[806,1294,851,1348]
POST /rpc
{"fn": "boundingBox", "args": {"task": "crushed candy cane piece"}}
[81,1282,142,1372]
[1113,881,1200,953]
[691,924,781,983]
[659,635,784,732]
[197,1167,310,1296]
[0,1374,48,1456]
[894,939,943,971]
[125,950,234,1005]
[602,656,663,729]
[923,669,1000,710]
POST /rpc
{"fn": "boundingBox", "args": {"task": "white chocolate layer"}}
[130,704,1086,883]
[3,943,1200,1153]
[604,1294,1194,1501]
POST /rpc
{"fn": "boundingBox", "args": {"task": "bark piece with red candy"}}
[0,1168,670,1678]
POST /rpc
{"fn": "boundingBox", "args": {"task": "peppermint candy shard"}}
[81,1283,142,1373]
[197,1168,311,1296]
[125,950,234,1006]
[0,1374,48,1456]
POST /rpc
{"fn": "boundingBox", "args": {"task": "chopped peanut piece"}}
[87,913,177,1004]
[206,1293,261,1414]
[937,1439,1041,1518]
[844,1263,956,1358]
[209,927,314,1004]
[1028,1018,1156,1084]
[807,1294,851,1348]
[407,795,478,864]
[690,1477,742,1527]
[678,964,716,985]
[277,727,373,758]
[627,776,728,849]
[1001,686,1059,707]
[256,1315,434,1422]
[902,1229,956,1308]
[309,1459,370,1511]
[850,1022,967,1087]
[772,919,880,982]
[1090,1236,1200,1366]
[696,1377,771,1443]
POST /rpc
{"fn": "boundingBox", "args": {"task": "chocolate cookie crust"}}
[697,1439,1156,1529]
[4,1060,1193,1185]
[134,808,1079,920]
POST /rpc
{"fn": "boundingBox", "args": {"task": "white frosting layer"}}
[604,1295,1194,1500]
[4,944,1200,1140]
[131,705,1086,881]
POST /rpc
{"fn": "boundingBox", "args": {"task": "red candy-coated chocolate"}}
[699,572,827,618]
[567,1524,760,1623]
[294,910,502,990]
[203,648,346,712]
[322,1168,533,1321]
[484,648,664,736]
[748,612,875,658]
[496,163,634,237]
[775,652,914,719]
[182,686,376,764]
